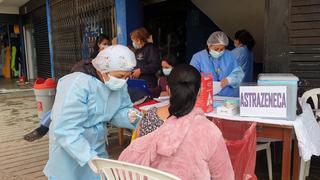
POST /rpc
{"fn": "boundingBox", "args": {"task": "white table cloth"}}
[141,96,320,161]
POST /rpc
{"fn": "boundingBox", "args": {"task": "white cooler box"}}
[257,73,299,121]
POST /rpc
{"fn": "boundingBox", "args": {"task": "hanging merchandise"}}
[0,47,5,76]
[14,24,20,34]
[2,47,11,78]
[14,46,22,77]
[11,46,19,77]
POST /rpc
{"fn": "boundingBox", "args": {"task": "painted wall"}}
[186,2,220,62]
[191,0,265,63]
[264,0,290,73]
[115,0,142,45]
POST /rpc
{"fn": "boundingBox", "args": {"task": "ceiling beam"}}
[0,6,19,14]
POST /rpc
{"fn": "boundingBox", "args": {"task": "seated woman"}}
[151,55,177,97]
[119,64,234,180]
[137,104,169,137]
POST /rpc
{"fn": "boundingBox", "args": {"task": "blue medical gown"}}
[40,110,52,128]
[190,49,244,97]
[44,72,139,180]
[232,45,254,82]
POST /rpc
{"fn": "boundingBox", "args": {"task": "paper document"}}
[140,101,169,111]
[153,96,170,102]
[213,81,222,95]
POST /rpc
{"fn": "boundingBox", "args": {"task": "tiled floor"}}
[0,81,130,179]
[0,78,33,90]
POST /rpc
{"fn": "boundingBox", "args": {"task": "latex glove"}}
[220,78,229,89]
[128,109,143,124]
[88,156,99,174]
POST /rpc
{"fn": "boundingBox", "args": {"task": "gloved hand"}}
[88,156,99,173]
[128,108,143,124]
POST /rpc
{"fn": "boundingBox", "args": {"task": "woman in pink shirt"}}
[119,64,234,180]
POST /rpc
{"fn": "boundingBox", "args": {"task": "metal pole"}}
[46,0,55,78]
[115,0,127,45]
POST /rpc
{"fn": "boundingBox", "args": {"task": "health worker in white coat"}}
[44,45,142,180]
[190,31,244,97]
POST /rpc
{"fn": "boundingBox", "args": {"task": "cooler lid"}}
[258,73,299,81]
[34,78,57,89]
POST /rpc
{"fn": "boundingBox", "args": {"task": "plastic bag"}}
[213,120,257,180]
[196,73,213,113]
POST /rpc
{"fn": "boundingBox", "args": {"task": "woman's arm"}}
[226,66,244,88]
[224,52,245,87]
[190,53,202,72]
[208,134,235,180]
[111,84,141,129]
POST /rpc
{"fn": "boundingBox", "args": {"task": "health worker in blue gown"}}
[44,45,142,180]
[232,29,256,83]
[190,31,244,97]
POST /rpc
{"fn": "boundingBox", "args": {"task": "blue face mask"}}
[162,68,172,76]
[104,75,128,91]
[210,50,225,59]
[132,42,140,49]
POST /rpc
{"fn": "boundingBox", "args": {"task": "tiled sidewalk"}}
[0,89,129,180]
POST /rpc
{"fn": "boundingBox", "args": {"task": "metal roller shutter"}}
[289,0,320,93]
[32,5,51,78]
[49,0,116,79]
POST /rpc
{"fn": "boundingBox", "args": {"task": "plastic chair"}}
[90,158,181,180]
[299,88,320,180]
[256,142,273,180]
[301,88,320,120]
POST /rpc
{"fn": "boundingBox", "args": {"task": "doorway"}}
[23,24,37,81]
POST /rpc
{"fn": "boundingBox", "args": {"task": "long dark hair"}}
[234,30,256,51]
[164,54,178,67]
[168,64,201,118]
[90,34,109,59]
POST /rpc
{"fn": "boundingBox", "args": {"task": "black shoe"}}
[23,129,45,142]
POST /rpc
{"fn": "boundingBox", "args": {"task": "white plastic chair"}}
[257,142,273,180]
[90,158,181,180]
[299,88,320,180]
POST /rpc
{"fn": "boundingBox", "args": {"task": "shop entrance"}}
[0,23,23,79]
[143,0,187,64]
[23,24,37,80]
[141,0,220,63]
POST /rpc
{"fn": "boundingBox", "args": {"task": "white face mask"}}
[162,68,172,76]
[210,50,225,59]
[132,42,140,49]
[104,74,128,91]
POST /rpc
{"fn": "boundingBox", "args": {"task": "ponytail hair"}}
[168,64,201,118]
